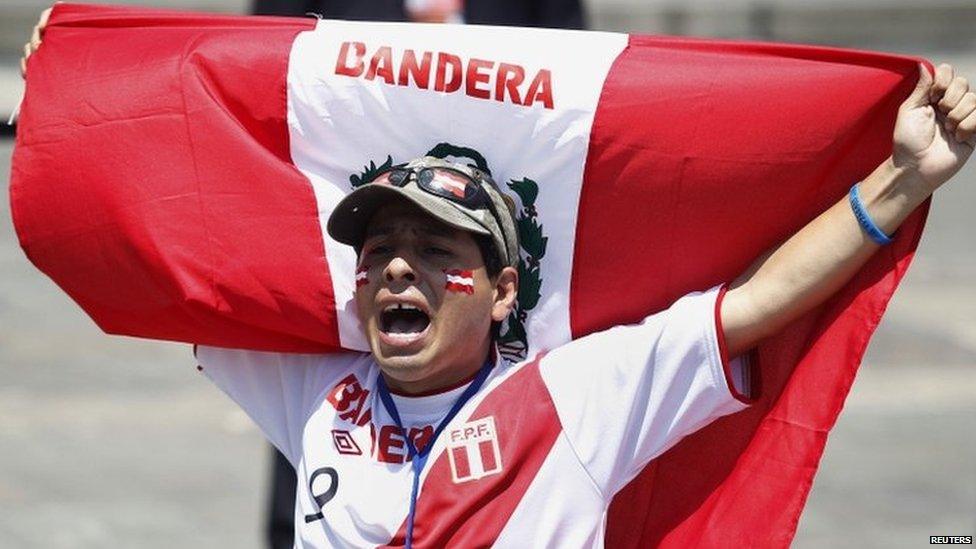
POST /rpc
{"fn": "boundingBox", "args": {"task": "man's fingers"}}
[18,5,55,81]
[902,63,933,109]
[931,63,954,102]
[30,25,42,50]
[946,92,976,130]
[21,42,31,79]
[956,110,976,143]
[938,76,970,113]
[38,6,53,30]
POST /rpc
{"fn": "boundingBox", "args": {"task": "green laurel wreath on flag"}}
[349,156,393,188]
[497,176,545,361]
[349,143,546,361]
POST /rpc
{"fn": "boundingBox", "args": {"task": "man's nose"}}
[384,256,417,283]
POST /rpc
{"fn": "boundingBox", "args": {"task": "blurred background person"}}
[252,0,585,28]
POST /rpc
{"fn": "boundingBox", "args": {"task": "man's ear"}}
[491,266,519,322]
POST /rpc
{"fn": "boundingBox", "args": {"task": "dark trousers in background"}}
[267,447,297,549]
[253,0,585,28]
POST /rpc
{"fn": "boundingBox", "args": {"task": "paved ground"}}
[0,22,974,549]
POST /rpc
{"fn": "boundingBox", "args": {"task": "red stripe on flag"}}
[380,354,559,547]
[573,35,928,546]
[11,5,338,352]
[478,440,497,472]
[450,447,471,479]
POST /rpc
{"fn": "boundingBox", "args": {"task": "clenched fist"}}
[893,63,976,192]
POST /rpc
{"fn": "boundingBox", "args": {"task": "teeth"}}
[383,303,421,312]
[386,332,422,340]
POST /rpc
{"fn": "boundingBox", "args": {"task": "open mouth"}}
[380,303,431,338]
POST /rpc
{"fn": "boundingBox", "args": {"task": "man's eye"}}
[425,246,452,256]
[366,245,392,255]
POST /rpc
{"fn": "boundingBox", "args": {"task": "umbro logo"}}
[332,429,362,456]
[447,416,503,483]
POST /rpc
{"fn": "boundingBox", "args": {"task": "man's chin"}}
[373,350,425,370]
[370,330,433,371]
[371,351,436,390]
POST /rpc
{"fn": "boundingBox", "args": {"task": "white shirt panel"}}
[195,346,370,465]
[492,432,607,548]
[539,286,748,496]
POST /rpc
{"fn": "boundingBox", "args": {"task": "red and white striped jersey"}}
[197,286,750,547]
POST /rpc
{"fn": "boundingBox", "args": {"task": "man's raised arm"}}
[722,63,975,357]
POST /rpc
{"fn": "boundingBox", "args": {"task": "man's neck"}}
[382,345,493,396]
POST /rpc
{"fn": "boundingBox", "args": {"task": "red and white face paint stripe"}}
[444,269,474,294]
[355,265,369,289]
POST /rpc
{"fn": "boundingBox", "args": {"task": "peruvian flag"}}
[11,3,928,547]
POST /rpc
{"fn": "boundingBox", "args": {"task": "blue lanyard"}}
[376,357,495,549]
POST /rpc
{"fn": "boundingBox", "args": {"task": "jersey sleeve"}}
[538,285,754,497]
[194,346,364,466]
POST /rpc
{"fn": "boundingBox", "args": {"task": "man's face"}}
[355,201,513,390]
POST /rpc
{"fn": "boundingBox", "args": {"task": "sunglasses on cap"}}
[370,166,510,254]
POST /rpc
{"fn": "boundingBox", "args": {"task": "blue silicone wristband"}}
[849,183,893,245]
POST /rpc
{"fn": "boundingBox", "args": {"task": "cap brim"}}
[327,184,492,248]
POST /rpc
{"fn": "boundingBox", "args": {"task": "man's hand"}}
[20,6,54,78]
[893,63,976,192]
[721,63,974,358]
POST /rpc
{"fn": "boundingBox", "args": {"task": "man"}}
[20,9,976,548]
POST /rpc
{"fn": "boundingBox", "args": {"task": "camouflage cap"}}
[327,156,519,268]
